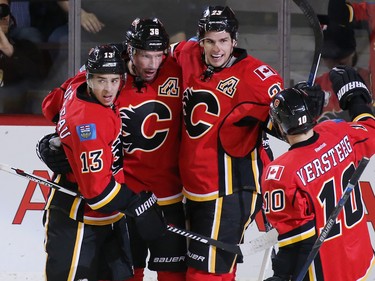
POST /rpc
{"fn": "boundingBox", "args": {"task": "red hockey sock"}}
[126,268,144,281]
[157,271,186,281]
[186,267,235,281]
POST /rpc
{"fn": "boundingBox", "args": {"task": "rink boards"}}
[0,123,374,281]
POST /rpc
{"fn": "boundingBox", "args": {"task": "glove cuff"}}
[133,193,158,217]
[347,96,373,120]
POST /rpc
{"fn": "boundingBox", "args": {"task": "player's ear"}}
[232,39,237,47]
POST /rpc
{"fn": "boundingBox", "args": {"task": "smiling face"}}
[87,73,122,106]
[200,31,236,68]
[131,49,164,82]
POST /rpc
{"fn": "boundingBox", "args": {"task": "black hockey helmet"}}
[197,6,239,40]
[270,88,316,135]
[86,44,125,75]
[125,17,169,54]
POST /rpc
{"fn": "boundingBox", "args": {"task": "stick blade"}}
[240,228,278,256]
[0,162,15,173]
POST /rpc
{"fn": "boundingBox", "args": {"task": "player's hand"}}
[329,65,372,110]
[36,133,72,173]
[125,192,167,241]
[294,81,325,119]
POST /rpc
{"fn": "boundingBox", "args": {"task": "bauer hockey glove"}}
[329,65,372,110]
[124,191,167,241]
[36,133,72,174]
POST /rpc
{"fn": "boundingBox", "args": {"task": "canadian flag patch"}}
[254,65,277,81]
[266,165,284,180]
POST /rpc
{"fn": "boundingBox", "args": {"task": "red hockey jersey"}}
[117,56,183,205]
[172,40,283,201]
[42,57,183,206]
[262,117,375,280]
[53,78,125,225]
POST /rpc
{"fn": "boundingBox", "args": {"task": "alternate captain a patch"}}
[265,165,284,181]
[76,123,97,141]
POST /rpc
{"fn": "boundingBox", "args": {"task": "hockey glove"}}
[329,65,372,110]
[36,133,72,174]
[294,81,325,119]
[124,191,167,241]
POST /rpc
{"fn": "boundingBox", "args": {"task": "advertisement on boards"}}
[1,122,375,281]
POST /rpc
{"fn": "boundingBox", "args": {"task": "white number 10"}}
[298,115,307,125]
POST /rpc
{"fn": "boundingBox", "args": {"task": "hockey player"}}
[118,17,186,281]
[38,18,186,281]
[170,5,284,281]
[42,44,167,281]
[262,66,375,281]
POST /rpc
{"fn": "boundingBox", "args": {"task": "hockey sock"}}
[157,271,186,281]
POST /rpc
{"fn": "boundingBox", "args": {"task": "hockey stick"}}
[167,224,277,256]
[295,157,370,281]
[0,162,277,256]
[292,0,323,86]
[0,163,82,198]
[257,211,277,281]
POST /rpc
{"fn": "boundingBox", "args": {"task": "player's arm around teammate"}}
[40,44,166,281]
[38,18,188,281]
[170,5,285,281]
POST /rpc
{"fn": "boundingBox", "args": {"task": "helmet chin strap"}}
[274,122,289,143]
[127,59,146,93]
[201,53,235,81]
[86,80,116,108]
[127,54,163,92]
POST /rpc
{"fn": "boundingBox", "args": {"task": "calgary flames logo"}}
[120,101,172,153]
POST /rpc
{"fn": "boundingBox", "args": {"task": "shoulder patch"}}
[76,123,97,141]
[254,65,277,81]
[266,165,284,180]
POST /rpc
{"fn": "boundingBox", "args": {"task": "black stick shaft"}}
[295,157,369,281]
[0,162,247,256]
[292,0,323,86]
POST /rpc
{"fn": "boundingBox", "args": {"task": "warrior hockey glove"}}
[125,191,167,241]
[329,65,372,110]
[36,133,72,174]
[294,81,325,119]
